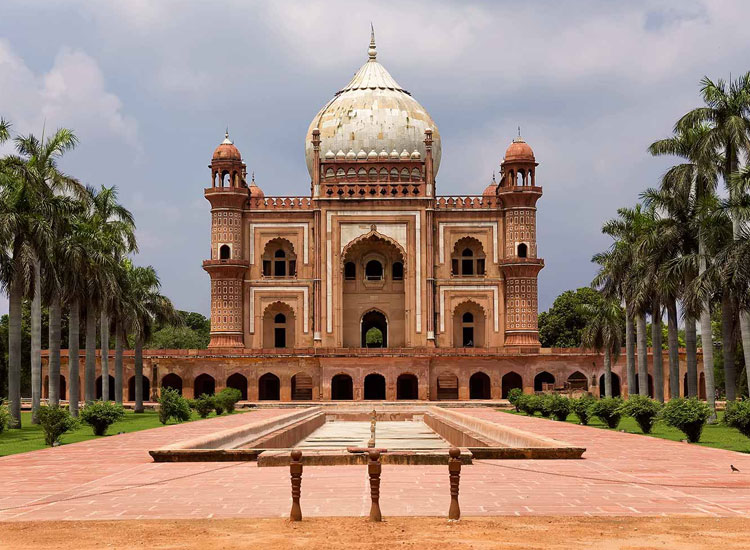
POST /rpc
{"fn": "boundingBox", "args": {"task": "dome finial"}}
[368,23,377,60]
[222,128,232,145]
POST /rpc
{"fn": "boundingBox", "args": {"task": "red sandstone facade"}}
[42,34,704,403]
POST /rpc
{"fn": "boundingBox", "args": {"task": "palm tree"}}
[594,205,648,396]
[121,262,177,412]
[728,165,750,396]
[0,126,80,428]
[87,186,136,402]
[650,124,722,404]
[679,73,750,406]
[581,296,625,397]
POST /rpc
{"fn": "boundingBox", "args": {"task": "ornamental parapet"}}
[435,195,502,209]
[247,196,313,210]
[320,181,425,199]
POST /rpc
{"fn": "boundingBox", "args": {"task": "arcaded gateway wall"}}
[41,347,705,403]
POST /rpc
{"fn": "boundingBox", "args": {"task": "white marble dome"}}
[305,31,441,178]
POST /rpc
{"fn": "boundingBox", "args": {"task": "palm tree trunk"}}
[134,334,144,413]
[68,298,80,417]
[114,318,123,405]
[651,302,664,402]
[8,269,23,429]
[30,259,41,423]
[625,311,636,397]
[604,349,612,398]
[48,292,62,406]
[741,312,750,398]
[636,313,648,396]
[697,236,715,411]
[666,300,680,399]
[721,293,736,402]
[686,316,699,398]
[100,310,110,401]
[84,302,97,403]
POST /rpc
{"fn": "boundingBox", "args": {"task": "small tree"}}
[539,394,554,418]
[0,403,9,434]
[660,397,710,443]
[620,395,662,434]
[724,400,750,439]
[547,394,572,422]
[37,405,78,446]
[215,388,242,414]
[191,394,215,419]
[507,388,524,412]
[591,397,623,429]
[157,387,192,425]
[571,395,595,425]
[80,401,126,436]
[518,394,542,416]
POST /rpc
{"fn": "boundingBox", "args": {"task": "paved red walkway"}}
[1,408,748,520]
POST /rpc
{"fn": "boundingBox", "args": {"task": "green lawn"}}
[0,409,244,457]
[501,409,750,454]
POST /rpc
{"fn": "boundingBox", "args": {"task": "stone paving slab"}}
[1,407,749,520]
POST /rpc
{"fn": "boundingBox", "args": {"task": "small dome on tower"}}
[212,131,242,161]
[325,150,335,159]
[504,134,535,162]
[483,174,498,196]
[248,173,264,198]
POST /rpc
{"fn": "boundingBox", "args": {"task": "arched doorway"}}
[437,373,459,400]
[534,371,555,392]
[263,303,295,349]
[95,375,116,401]
[227,373,248,400]
[469,372,491,399]
[362,310,387,348]
[364,373,386,400]
[331,374,353,400]
[396,374,418,400]
[291,373,313,400]
[567,371,588,391]
[453,301,486,348]
[59,375,67,401]
[599,372,621,397]
[194,373,215,397]
[162,373,183,395]
[501,371,523,399]
[648,374,654,398]
[258,373,280,400]
[44,375,67,400]
[127,375,150,402]
[699,372,706,399]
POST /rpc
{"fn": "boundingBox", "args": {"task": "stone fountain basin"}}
[149,406,585,465]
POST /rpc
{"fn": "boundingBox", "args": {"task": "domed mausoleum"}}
[46,30,694,405]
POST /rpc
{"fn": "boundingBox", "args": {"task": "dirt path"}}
[1,516,745,550]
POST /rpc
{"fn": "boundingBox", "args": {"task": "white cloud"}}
[0,40,138,150]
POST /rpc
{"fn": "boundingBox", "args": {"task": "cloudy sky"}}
[0,0,748,317]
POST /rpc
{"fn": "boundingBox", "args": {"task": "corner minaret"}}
[498,132,544,347]
[204,132,250,348]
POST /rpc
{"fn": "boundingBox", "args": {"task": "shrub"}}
[724,400,750,439]
[0,403,9,434]
[591,397,623,429]
[37,405,78,446]
[546,394,572,422]
[507,388,524,412]
[539,394,555,418]
[191,394,215,418]
[571,395,595,425]
[518,394,543,416]
[158,388,192,425]
[80,401,126,436]
[215,388,242,414]
[619,395,662,434]
[660,397,711,443]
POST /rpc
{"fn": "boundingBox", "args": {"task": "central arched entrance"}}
[364,373,386,400]
[331,374,353,400]
[361,310,387,348]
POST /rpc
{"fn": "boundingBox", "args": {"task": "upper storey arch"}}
[304,28,441,178]
[451,236,486,277]
[262,238,297,278]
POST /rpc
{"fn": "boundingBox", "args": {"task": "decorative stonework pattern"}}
[504,209,536,258]
[210,279,243,331]
[505,278,537,330]
[211,210,242,259]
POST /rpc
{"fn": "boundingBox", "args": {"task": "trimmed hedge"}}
[660,397,710,443]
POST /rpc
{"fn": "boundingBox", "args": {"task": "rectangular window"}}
[274,327,286,348]
[274,260,286,277]
[289,260,296,277]
[462,259,474,276]
[477,259,485,276]
[263,260,271,277]
[451,259,459,276]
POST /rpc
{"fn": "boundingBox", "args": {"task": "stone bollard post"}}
[448,447,461,520]
[368,449,382,522]
[289,450,303,521]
